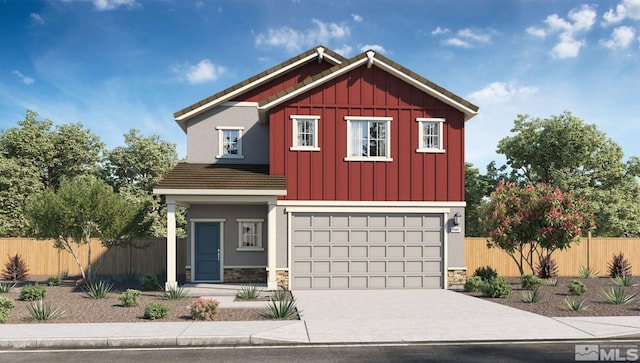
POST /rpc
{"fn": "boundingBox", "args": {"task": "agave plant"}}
[577,266,599,279]
[262,292,300,320]
[163,285,189,300]
[27,299,65,321]
[612,275,636,287]
[236,283,262,300]
[601,286,637,305]
[520,289,543,304]
[82,280,114,299]
[564,298,588,311]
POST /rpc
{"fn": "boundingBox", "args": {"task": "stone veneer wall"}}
[276,270,289,290]
[223,268,267,283]
[447,268,467,289]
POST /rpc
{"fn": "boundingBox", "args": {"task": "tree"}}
[481,182,593,275]
[464,163,490,236]
[101,129,183,238]
[496,111,640,236]
[0,111,104,236]
[26,176,152,280]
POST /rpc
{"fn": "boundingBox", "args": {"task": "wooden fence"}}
[466,237,640,277]
[1,237,637,278]
[0,238,186,278]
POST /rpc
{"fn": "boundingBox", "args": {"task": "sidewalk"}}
[1,290,639,349]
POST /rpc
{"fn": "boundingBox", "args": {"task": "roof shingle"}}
[155,164,286,191]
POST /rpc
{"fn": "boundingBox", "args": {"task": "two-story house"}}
[154,46,478,290]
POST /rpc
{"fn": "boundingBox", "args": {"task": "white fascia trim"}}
[165,195,279,205]
[259,57,369,111]
[221,102,259,107]
[176,54,320,122]
[285,206,453,214]
[373,59,479,120]
[277,200,466,207]
[153,188,287,196]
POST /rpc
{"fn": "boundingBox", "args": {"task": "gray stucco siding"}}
[186,104,269,164]
[187,204,268,267]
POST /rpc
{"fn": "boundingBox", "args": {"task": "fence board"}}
[0,238,186,278]
[465,237,640,277]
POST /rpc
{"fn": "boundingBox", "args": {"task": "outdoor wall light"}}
[453,212,461,226]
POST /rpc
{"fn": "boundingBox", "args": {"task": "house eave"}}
[153,188,288,196]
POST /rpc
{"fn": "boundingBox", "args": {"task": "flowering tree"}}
[481,182,594,275]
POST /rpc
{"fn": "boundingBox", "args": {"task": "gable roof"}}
[258,50,479,121]
[173,46,346,130]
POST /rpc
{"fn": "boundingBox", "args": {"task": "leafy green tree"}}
[0,157,42,236]
[496,111,640,236]
[101,129,183,237]
[481,182,593,275]
[464,163,489,236]
[26,176,152,280]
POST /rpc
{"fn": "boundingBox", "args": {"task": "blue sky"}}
[1,0,639,172]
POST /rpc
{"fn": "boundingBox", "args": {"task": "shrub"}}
[190,298,219,320]
[0,282,15,293]
[545,278,559,286]
[262,294,300,320]
[479,278,512,298]
[163,285,188,300]
[463,276,484,292]
[58,270,69,279]
[520,274,543,290]
[47,276,62,286]
[82,280,113,299]
[20,284,46,301]
[578,266,599,279]
[473,266,497,281]
[564,298,588,311]
[536,255,558,278]
[140,273,161,291]
[0,307,8,323]
[568,280,586,296]
[2,254,29,281]
[520,289,543,303]
[612,275,636,287]
[236,283,262,300]
[608,253,632,278]
[601,286,637,305]
[118,289,141,307]
[27,299,65,321]
[0,296,15,310]
[144,303,169,320]
[271,289,289,301]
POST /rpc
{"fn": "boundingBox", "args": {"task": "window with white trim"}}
[290,115,320,151]
[416,118,445,153]
[216,126,244,159]
[237,219,263,251]
[344,116,392,161]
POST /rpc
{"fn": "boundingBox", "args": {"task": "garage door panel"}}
[292,213,444,289]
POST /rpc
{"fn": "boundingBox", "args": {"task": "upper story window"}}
[216,126,244,159]
[416,118,445,153]
[344,116,393,161]
[290,115,320,151]
[237,219,263,251]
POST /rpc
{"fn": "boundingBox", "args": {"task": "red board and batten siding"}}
[268,65,465,202]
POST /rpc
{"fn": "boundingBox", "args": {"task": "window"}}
[216,126,244,159]
[290,115,320,151]
[416,118,445,153]
[237,219,263,251]
[344,116,392,161]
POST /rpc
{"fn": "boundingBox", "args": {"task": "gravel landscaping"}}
[461,276,640,317]
[1,277,271,324]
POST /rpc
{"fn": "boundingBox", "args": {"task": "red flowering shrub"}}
[481,182,594,275]
[190,298,219,320]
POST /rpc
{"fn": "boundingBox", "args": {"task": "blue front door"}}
[194,222,221,281]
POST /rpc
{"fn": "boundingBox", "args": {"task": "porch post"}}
[267,199,277,290]
[165,201,178,290]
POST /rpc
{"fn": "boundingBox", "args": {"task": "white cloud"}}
[351,14,363,22]
[360,44,386,53]
[526,26,546,38]
[442,28,493,48]
[334,44,353,56]
[12,70,34,85]
[601,25,636,49]
[255,19,350,53]
[30,13,45,25]
[178,59,225,84]
[92,0,138,11]
[528,4,596,59]
[468,82,537,104]
[603,0,640,24]
[431,26,450,35]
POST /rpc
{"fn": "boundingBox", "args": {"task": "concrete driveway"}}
[292,289,603,343]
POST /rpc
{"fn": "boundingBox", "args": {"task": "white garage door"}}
[291,213,444,289]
